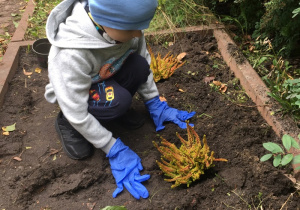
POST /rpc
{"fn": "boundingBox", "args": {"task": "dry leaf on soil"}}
[50,148,59,155]
[212,81,227,93]
[175,84,186,92]
[2,123,16,132]
[35,67,42,73]
[177,52,187,62]
[168,42,174,46]
[213,81,222,86]
[23,68,32,76]
[2,131,9,136]
[219,84,227,93]
[159,96,167,102]
[13,157,22,162]
[178,89,185,92]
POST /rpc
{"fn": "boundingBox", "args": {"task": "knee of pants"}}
[114,52,150,91]
[88,79,132,121]
[128,53,150,83]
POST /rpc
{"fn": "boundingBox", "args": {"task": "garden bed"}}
[0,31,299,209]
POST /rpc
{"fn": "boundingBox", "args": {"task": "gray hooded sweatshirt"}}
[45,0,159,154]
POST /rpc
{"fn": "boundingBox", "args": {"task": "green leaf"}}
[293,155,300,164]
[257,57,268,66]
[281,154,293,166]
[273,154,282,166]
[263,142,284,153]
[273,155,281,167]
[291,137,300,149]
[13,21,19,28]
[2,123,16,132]
[260,154,273,162]
[101,206,127,210]
[282,134,292,150]
[295,166,300,170]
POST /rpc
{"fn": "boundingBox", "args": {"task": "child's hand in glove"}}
[145,96,196,131]
[107,138,150,199]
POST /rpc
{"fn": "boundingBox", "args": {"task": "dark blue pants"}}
[88,52,150,121]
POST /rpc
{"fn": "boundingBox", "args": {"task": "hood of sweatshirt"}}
[46,0,115,49]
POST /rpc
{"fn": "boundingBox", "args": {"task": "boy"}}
[45,0,195,199]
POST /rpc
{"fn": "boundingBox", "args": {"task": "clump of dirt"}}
[0,32,299,209]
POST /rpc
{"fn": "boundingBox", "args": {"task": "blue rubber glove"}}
[107,138,150,199]
[145,96,196,131]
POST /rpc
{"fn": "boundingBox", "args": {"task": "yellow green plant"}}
[148,46,186,82]
[153,123,227,188]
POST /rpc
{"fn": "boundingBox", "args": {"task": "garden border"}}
[0,1,299,178]
[0,0,35,108]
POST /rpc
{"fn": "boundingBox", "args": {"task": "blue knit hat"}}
[89,0,158,30]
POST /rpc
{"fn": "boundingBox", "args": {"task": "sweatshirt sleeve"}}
[136,34,159,101]
[46,48,116,153]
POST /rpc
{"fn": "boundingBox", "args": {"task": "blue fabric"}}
[107,138,150,199]
[88,52,150,121]
[89,0,158,30]
[113,52,150,96]
[88,78,132,121]
[145,96,196,131]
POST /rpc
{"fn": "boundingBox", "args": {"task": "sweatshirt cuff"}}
[101,137,117,154]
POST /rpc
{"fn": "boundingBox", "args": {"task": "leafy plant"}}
[292,3,300,18]
[260,134,300,170]
[247,37,291,80]
[148,0,214,32]
[283,79,300,108]
[243,37,300,120]
[253,0,300,57]
[267,78,300,121]
[153,122,227,188]
[148,46,186,82]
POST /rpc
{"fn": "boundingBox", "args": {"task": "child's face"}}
[102,26,142,43]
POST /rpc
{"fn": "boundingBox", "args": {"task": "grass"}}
[147,0,215,32]
[223,190,271,210]
[25,0,62,40]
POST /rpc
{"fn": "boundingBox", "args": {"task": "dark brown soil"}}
[0,32,299,210]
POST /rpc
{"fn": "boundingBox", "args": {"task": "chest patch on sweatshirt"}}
[92,49,135,83]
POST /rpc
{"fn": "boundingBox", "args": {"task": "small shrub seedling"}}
[260,134,300,170]
[148,46,186,82]
[153,123,227,188]
[282,79,300,112]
